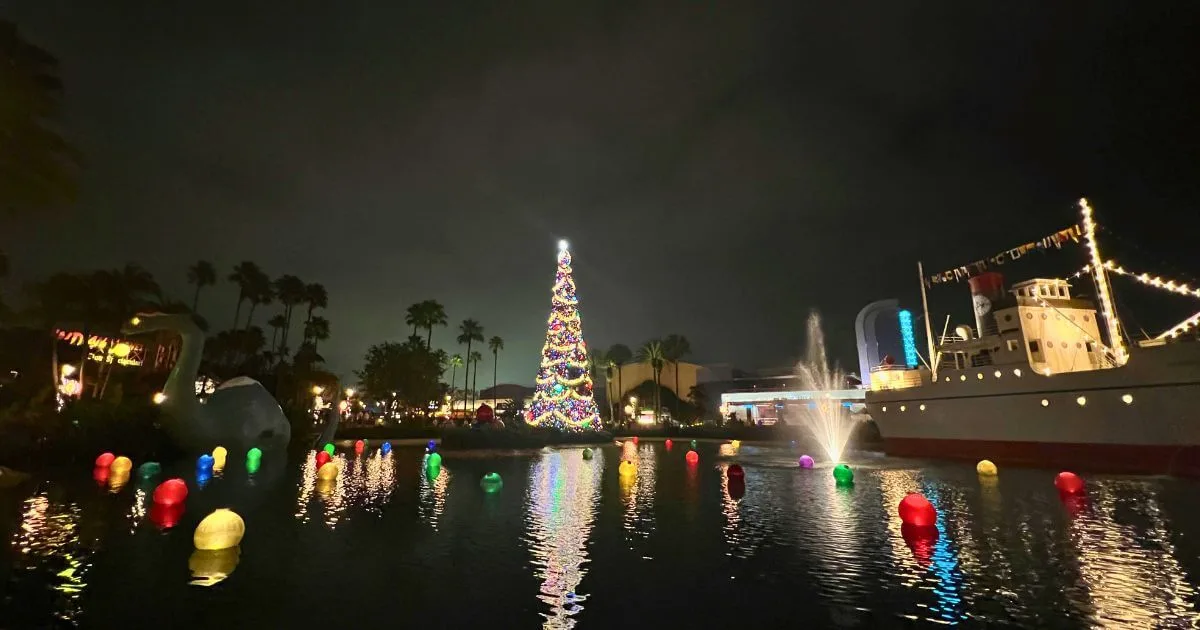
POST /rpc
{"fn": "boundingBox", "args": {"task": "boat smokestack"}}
[968,272,1005,337]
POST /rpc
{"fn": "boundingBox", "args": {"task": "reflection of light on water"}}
[294,452,318,522]
[621,445,654,547]
[294,452,358,529]
[525,449,604,629]
[13,491,88,623]
[1069,482,1200,627]
[127,488,147,533]
[718,443,737,458]
[719,464,744,556]
[419,462,450,529]
[921,485,966,624]
[189,547,240,587]
[363,452,397,514]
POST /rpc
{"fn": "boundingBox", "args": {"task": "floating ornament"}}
[93,466,110,487]
[730,440,740,449]
[247,447,263,462]
[323,443,335,456]
[427,440,437,453]
[631,436,638,444]
[315,450,332,468]
[665,439,673,449]
[197,454,214,471]
[110,455,133,474]
[480,472,503,493]
[150,502,185,529]
[196,470,212,488]
[582,448,593,460]
[380,441,392,455]
[898,493,937,528]
[976,459,998,477]
[193,508,245,550]
[1055,471,1084,495]
[726,464,745,479]
[317,462,340,481]
[427,452,443,468]
[211,446,228,470]
[690,440,697,449]
[727,478,745,500]
[833,464,854,485]
[95,452,116,468]
[427,464,441,480]
[246,457,261,475]
[153,478,189,506]
[685,450,699,464]
[354,439,365,454]
[619,460,636,476]
[108,470,130,493]
[137,461,162,479]
[798,455,815,469]
[189,547,240,587]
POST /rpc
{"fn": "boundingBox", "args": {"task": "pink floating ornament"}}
[1055,471,1085,495]
[152,478,188,506]
[727,464,745,479]
[316,451,332,468]
[631,436,638,444]
[685,450,699,464]
[798,455,815,469]
[95,452,115,468]
[898,493,937,528]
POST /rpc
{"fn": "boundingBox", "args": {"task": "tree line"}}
[590,334,695,425]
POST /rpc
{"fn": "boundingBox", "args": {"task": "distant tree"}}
[267,313,287,359]
[229,261,264,329]
[469,350,483,413]
[607,343,633,416]
[591,348,615,422]
[272,274,306,356]
[421,300,448,350]
[303,283,327,328]
[304,315,330,352]
[637,340,666,425]
[662,334,692,424]
[355,341,443,415]
[456,319,484,412]
[404,303,423,338]
[448,353,463,414]
[186,260,217,313]
[0,20,79,219]
[487,336,504,408]
[243,271,273,329]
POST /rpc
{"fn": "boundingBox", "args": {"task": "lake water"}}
[3,440,1200,628]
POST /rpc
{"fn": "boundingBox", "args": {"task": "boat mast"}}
[1079,198,1128,365]
[917,261,937,381]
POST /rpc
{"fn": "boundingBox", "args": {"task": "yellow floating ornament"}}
[317,461,340,481]
[110,456,133,473]
[976,459,998,477]
[619,460,636,477]
[211,446,227,470]
[108,470,131,493]
[730,440,740,449]
[193,508,246,550]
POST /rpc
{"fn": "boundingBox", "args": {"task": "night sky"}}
[4,2,1200,383]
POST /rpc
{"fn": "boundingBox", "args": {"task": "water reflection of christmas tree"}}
[525,450,604,628]
[526,241,601,431]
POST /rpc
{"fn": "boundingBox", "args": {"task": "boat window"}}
[1029,340,1040,354]
[1085,342,1094,353]
[1007,339,1019,352]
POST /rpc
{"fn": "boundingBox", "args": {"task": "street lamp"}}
[345,387,356,398]
[61,364,76,377]
[312,385,324,396]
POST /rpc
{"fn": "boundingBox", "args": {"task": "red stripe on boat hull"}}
[884,437,1200,476]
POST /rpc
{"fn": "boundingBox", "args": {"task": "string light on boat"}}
[1122,394,1133,404]
[1079,198,1127,365]
[1101,260,1200,299]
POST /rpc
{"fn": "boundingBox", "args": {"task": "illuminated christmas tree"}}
[526,240,602,431]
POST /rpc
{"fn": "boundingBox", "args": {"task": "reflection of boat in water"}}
[868,200,1200,475]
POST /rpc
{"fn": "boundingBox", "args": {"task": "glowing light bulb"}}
[152,392,167,404]
[558,239,569,251]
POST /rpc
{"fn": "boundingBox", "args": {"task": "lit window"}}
[993,370,1002,378]
[1029,340,1040,354]
[900,405,906,412]
[919,404,926,411]
[1041,399,1049,407]
[959,375,966,381]
[976,373,984,380]
[1007,340,1019,352]
[1013,368,1022,377]
[1076,396,1087,406]
[944,376,950,382]
[882,406,887,412]
[1121,394,1133,404]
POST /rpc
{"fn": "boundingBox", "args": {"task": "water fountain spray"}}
[795,312,856,462]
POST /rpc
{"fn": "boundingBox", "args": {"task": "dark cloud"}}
[4,1,1200,380]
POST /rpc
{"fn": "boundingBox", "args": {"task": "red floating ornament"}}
[354,439,365,454]
[665,439,673,449]
[152,478,188,506]
[631,436,638,444]
[727,464,745,479]
[685,450,699,464]
[1055,471,1085,495]
[898,492,937,528]
[727,478,745,499]
[95,452,115,468]
[149,502,185,529]
[93,466,110,486]
[316,451,332,468]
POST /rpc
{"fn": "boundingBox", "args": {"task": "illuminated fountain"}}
[795,312,858,462]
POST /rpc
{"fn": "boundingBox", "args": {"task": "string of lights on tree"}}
[525,240,602,431]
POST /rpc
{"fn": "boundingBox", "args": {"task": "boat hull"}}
[866,342,1200,476]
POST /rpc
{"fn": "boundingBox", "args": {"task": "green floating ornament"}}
[480,472,503,493]
[137,461,162,479]
[427,452,442,468]
[690,440,698,449]
[427,464,441,480]
[323,443,335,456]
[582,448,593,460]
[833,464,854,485]
[246,458,261,474]
[246,447,262,461]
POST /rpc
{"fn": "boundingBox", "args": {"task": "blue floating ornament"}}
[196,470,212,488]
[426,440,437,453]
[197,454,214,471]
[381,441,392,455]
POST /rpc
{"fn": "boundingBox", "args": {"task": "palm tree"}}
[273,274,307,356]
[304,283,327,327]
[304,315,331,352]
[228,261,263,329]
[662,334,692,424]
[0,20,79,219]
[405,303,423,338]
[637,340,666,425]
[591,348,615,423]
[456,319,484,412]
[422,300,448,350]
[608,343,633,420]
[267,313,287,357]
[469,350,483,414]
[488,336,504,408]
[244,272,273,329]
[448,353,464,415]
[186,260,217,314]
